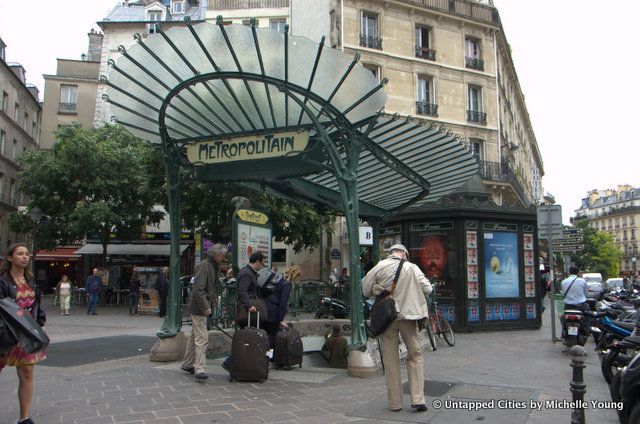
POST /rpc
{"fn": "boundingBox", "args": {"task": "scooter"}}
[610,350,640,424]
[561,308,588,347]
[315,296,350,319]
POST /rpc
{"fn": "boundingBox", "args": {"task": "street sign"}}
[537,205,563,240]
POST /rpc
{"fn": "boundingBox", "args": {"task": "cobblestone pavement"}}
[0,297,622,424]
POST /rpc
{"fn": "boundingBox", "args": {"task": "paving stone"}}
[112,412,158,423]
[154,406,202,418]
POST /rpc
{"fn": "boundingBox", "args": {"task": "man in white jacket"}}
[362,244,433,412]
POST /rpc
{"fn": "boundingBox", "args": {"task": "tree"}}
[11,124,164,261]
[571,220,622,280]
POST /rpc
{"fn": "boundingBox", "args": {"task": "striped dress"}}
[0,283,47,370]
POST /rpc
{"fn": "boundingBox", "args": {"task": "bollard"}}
[568,345,588,424]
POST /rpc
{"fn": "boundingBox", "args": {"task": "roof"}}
[75,243,191,256]
[101,0,202,22]
[104,20,478,221]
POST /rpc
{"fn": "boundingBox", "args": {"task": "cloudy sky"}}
[1,0,638,224]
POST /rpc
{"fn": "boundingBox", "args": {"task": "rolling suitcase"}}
[273,326,303,370]
[229,310,269,382]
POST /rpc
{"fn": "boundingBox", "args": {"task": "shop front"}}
[381,194,540,331]
[33,246,82,293]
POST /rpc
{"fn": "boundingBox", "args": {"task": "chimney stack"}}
[87,28,103,62]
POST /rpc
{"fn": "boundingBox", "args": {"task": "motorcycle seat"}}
[585,310,606,317]
[623,335,640,346]
[564,309,583,315]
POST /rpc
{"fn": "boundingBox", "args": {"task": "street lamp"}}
[28,206,43,274]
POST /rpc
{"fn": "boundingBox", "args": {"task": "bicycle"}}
[425,296,455,350]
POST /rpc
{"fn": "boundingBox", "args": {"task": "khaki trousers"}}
[182,314,208,374]
[379,319,425,410]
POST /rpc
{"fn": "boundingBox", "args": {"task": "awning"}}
[34,247,81,262]
[75,243,191,256]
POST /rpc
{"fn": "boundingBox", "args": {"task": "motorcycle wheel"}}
[563,335,577,348]
[316,310,334,319]
[601,350,619,385]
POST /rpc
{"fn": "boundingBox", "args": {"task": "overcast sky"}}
[1,0,638,225]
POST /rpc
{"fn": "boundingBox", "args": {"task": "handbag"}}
[0,297,50,354]
[369,260,405,337]
[0,314,18,354]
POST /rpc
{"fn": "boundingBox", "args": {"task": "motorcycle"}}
[610,350,640,424]
[315,296,350,319]
[561,308,588,347]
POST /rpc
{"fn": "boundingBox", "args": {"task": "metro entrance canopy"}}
[104,17,478,348]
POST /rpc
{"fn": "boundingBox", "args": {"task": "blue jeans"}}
[87,292,99,315]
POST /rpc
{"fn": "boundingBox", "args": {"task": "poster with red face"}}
[409,222,457,299]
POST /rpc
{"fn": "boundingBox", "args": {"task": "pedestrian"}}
[0,242,47,424]
[221,251,266,372]
[321,324,349,369]
[129,272,141,315]
[155,266,169,317]
[262,269,293,348]
[85,268,101,316]
[362,244,433,413]
[56,275,72,316]
[181,244,226,381]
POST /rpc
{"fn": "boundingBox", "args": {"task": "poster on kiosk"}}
[232,208,272,270]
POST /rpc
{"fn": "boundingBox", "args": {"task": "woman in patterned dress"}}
[0,243,47,424]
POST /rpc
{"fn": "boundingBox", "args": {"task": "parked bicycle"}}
[425,295,455,350]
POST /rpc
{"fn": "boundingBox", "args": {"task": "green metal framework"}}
[104,18,478,349]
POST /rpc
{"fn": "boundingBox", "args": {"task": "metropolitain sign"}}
[186,130,310,164]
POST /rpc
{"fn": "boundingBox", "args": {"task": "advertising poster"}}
[467,265,478,282]
[511,304,520,320]
[523,234,534,250]
[466,231,477,248]
[525,282,535,297]
[468,304,480,322]
[526,303,537,319]
[524,250,534,266]
[442,305,456,322]
[466,248,478,265]
[379,233,402,261]
[237,223,271,268]
[409,222,457,298]
[525,266,534,282]
[468,281,479,299]
[484,232,519,298]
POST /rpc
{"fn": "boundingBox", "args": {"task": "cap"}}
[389,244,409,257]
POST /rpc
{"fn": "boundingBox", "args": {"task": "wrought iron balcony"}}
[209,0,289,10]
[465,57,484,71]
[359,34,383,50]
[59,102,77,113]
[415,101,438,117]
[415,46,436,61]
[478,160,532,205]
[467,110,486,124]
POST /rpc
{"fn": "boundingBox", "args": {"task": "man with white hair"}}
[181,243,226,381]
[362,244,433,412]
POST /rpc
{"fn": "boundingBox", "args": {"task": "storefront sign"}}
[410,222,454,232]
[236,209,269,225]
[186,130,309,164]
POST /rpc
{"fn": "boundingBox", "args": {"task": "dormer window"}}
[147,10,162,33]
[172,1,183,14]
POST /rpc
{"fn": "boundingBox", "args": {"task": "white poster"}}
[237,223,271,268]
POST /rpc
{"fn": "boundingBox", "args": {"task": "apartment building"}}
[0,35,41,250]
[574,186,640,278]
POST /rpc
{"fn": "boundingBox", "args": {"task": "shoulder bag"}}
[368,260,405,337]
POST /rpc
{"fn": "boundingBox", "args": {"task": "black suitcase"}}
[229,311,269,382]
[273,326,303,370]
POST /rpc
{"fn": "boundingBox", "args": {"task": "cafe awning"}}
[75,243,191,256]
[34,247,81,262]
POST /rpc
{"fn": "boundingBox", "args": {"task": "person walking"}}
[85,268,101,316]
[155,266,169,317]
[181,244,226,381]
[56,275,72,316]
[362,244,433,413]
[129,272,141,315]
[0,243,47,424]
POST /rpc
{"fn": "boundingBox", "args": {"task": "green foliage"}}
[10,124,164,254]
[571,220,622,280]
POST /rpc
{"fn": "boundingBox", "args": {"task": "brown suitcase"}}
[273,326,303,370]
[229,310,269,382]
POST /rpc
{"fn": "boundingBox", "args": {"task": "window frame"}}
[470,138,484,161]
[269,18,287,33]
[147,9,163,33]
[1,91,7,113]
[415,25,435,60]
[59,84,78,113]
[362,63,381,83]
[468,85,482,112]
[0,129,4,154]
[172,0,183,14]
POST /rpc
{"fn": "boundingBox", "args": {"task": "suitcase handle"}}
[248,309,260,329]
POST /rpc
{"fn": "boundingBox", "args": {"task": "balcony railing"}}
[478,160,531,205]
[467,110,486,124]
[404,0,500,25]
[359,34,383,50]
[59,102,77,113]
[465,57,484,71]
[416,101,438,117]
[415,46,436,61]
[208,0,289,10]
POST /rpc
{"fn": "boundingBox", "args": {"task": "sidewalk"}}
[0,297,621,424]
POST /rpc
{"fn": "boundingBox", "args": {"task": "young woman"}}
[0,243,47,424]
[56,275,72,316]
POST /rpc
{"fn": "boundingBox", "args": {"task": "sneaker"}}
[194,372,209,381]
[180,366,195,374]
[411,404,428,412]
[18,418,35,424]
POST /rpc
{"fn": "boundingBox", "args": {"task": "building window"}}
[470,138,484,161]
[1,91,7,112]
[14,103,19,122]
[416,76,438,116]
[360,12,381,49]
[147,10,162,33]
[0,174,4,200]
[270,19,286,32]
[59,85,78,113]
[172,1,183,13]
[32,122,36,138]
[362,64,381,82]
[12,139,17,160]
[467,85,486,124]
[0,129,4,154]
[24,112,28,130]
[624,230,628,241]
[415,26,435,60]
[9,179,15,205]
[632,229,636,240]
[465,37,484,70]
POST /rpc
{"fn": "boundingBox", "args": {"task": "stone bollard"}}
[568,345,587,424]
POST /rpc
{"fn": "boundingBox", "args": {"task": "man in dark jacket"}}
[236,251,266,318]
[181,244,226,381]
[155,266,169,317]
[85,268,101,316]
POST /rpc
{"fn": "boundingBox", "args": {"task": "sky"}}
[1,0,638,225]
